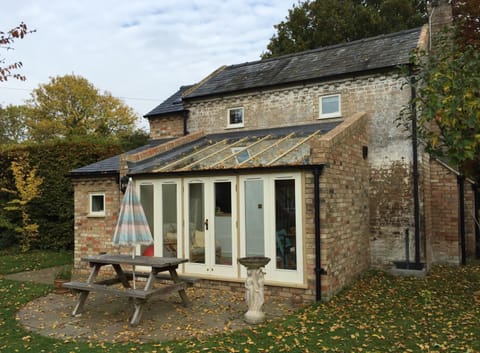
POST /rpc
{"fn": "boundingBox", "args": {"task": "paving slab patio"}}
[13,269,294,343]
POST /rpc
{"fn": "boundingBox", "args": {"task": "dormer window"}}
[227,107,244,128]
[319,94,341,119]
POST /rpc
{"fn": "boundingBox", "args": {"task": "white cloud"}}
[0,0,292,129]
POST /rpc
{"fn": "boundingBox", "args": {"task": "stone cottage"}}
[70,1,478,304]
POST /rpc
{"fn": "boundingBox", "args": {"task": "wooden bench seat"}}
[63,281,187,300]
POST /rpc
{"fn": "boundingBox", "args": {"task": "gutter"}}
[312,165,326,301]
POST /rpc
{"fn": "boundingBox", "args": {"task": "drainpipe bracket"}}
[315,267,327,275]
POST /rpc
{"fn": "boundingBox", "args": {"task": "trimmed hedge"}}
[0,138,124,250]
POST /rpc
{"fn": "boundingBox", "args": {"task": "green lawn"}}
[0,248,73,274]
[0,251,479,352]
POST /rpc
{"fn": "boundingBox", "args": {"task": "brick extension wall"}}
[72,176,129,274]
[181,112,371,303]
[428,160,476,263]
[311,112,371,299]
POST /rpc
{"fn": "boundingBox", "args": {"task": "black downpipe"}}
[458,175,466,265]
[313,165,326,301]
[473,184,480,259]
[409,67,421,266]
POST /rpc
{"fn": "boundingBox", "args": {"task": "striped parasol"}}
[112,177,153,288]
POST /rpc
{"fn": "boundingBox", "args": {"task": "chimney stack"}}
[428,0,453,48]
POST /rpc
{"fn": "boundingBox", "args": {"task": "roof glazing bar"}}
[236,132,296,167]
[209,134,272,169]
[266,130,321,166]
[154,139,227,172]
[177,136,250,171]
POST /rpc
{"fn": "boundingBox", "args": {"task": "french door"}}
[138,180,182,259]
[239,173,304,284]
[184,177,237,276]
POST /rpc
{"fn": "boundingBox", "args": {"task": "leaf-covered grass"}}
[0,249,73,275]
[0,250,479,352]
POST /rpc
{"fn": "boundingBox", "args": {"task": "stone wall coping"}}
[432,158,476,185]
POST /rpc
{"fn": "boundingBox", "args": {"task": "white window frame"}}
[319,94,341,119]
[227,107,244,128]
[89,193,105,217]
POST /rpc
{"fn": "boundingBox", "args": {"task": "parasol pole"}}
[131,247,136,289]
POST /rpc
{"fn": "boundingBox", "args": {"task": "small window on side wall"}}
[89,193,105,217]
[319,94,341,119]
[227,107,244,128]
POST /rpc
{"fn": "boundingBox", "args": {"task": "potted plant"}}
[54,266,72,294]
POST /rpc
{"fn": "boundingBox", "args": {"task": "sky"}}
[1,0,295,130]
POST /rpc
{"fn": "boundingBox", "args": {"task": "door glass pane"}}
[162,184,177,257]
[214,182,232,265]
[189,183,205,264]
[275,179,297,270]
[245,180,264,257]
[140,184,154,256]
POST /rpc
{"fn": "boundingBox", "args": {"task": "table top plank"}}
[81,254,188,268]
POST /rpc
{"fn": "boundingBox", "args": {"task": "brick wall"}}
[184,73,409,141]
[148,114,185,139]
[310,112,371,299]
[369,160,415,266]
[72,176,129,274]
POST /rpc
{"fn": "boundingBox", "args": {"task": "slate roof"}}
[128,121,339,175]
[144,85,193,118]
[70,139,173,176]
[184,27,422,100]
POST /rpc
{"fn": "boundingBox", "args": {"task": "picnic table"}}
[63,254,190,326]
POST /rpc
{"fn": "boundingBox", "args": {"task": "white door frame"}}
[183,176,238,277]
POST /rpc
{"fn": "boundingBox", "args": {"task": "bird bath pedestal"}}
[238,256,271,324]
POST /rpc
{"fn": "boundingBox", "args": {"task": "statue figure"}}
[238,256,270,324]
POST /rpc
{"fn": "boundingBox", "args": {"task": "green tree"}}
[2,155,43,251]
[452,0,480,47]
[406,1,480,181]
[0,105,29,144]
[262,0,427,58]
[0,22,34,81]
[26,74,140,141]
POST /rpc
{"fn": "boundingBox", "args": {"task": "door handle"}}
[204,218,209,230]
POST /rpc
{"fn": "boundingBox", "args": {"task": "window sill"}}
[226,125,244,129]
[87,213,106,218]
[318,115,343,120]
